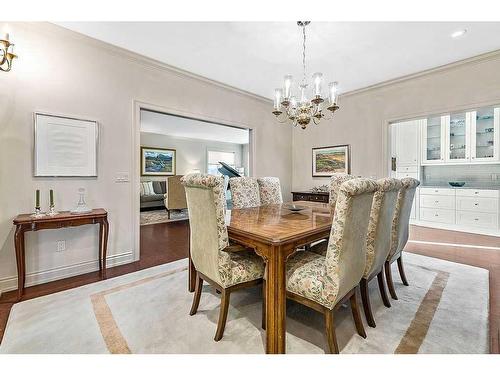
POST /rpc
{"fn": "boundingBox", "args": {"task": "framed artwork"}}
[34,113,98,177]
[312,144,351,177]
[141,147,176,176]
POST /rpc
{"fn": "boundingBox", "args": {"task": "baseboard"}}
[0,251,134,297]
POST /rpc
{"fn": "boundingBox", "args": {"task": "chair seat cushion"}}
[286,251,338,309]
[140,193,165,202]
[220,251,265,287]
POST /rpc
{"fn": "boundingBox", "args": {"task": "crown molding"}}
[15,22,273,105]
[340,48,500,99]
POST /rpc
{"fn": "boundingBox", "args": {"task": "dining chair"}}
[181,174,265,341]
[385,177,420,300]
[360,178,402,328]
[257,177,283,205]
[285,178,378,353]
[308,173,355,255]
[229,177,261,209]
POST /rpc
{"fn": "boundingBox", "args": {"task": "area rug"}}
[140,209,188,226]
[0,253,489,354]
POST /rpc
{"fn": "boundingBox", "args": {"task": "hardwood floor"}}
[0,220,498,353]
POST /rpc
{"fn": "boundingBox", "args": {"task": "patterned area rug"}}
[140,209,188,226]
[0,253,489,354]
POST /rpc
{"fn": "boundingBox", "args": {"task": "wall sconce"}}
[0,33,17,72]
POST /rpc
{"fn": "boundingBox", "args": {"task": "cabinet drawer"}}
[420,208,455,224]
[396,165,418,173]
[293,194,308,201]
[456,196,499,213]
[456,210,498,229]
[396,172,418,179]
[420,194,455,209]
[420,187,455,196]
[455,189,500,198]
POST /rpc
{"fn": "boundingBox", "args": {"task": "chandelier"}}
[272,21,339,129]
[0,33,17,72]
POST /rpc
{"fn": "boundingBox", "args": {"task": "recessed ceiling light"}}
[451,29,467,39]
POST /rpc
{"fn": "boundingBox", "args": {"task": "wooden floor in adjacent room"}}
[0,221,498,353]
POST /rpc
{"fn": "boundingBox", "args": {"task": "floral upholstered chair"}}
[257,177,283,205]
[360,178,401,328]
[229,177,261,209]
[385,177,420,300]
[309,173,356,255]
[181,174,265,341]
[286,178,378,353]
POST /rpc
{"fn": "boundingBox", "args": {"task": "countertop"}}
[420,184,500,190]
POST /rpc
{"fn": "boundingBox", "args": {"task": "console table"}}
[12,208,109,301]
[292,191,329,203]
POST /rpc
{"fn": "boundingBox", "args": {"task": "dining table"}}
[187,200,334,354]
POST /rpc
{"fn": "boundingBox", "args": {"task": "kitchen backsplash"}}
[422,164,500,186]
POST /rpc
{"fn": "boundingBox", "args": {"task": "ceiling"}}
[57,22,500,98]
[140,110,249,144]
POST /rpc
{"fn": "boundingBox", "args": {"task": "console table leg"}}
[98,222,104,272]
[14,226,25,301]
[102,218,109,278]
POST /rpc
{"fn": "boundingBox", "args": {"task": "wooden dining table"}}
[188,200,333,354]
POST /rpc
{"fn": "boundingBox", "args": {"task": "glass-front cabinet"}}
[422,115,445,164]
[446,112,470,163]
[470,106,499,162]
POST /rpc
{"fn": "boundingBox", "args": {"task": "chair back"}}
[165,175,187,210]
[329,173,355,211]
[326,178,378,303]
[181,174,229,286]
[257,177,283,205]
[363,178,402,279]
[230,177,261,209]
[389,177,420,260]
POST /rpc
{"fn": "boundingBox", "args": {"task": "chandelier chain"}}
[302,24,306,85]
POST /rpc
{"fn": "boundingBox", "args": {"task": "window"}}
[207,150,236,176]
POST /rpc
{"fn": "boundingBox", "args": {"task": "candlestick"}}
[35,189,40,209]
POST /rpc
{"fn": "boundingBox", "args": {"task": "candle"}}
[283,75,293,99]
[328,82,338,105]
[274,88,282,110]
[35,189,40,209]
[312,72,322,97]
[50,189,54,207]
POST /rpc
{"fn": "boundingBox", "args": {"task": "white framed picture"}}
[34,113,98,177]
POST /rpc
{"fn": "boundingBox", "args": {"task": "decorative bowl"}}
[448,181,465,187]
[284,204,307,212]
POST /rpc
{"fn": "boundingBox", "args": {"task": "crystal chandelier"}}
[0,33,17,72]
[272,21,339,129]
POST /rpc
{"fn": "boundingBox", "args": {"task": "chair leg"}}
[397,254,409,286]
[350,288,367,339]
[189,274,203,316]
[214,290,231,342]
[377,271,391,308]
[324,310,339,354]
[167,209,170,219]
[360,278,376,328]
[261,280,266,330]
[385,261,398,300]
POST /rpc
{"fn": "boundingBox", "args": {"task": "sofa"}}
[140,180,167,210]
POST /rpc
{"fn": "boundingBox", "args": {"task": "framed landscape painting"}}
[141,147,176,176]
[312,144,351,177]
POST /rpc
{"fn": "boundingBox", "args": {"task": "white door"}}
[445,112,470,163]
[396,121,419,166]
[422,116,445,164]
[470,107,499,162]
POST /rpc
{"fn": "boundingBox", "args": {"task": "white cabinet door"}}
[397,171,418,219]
[396,121,419,166]
[422,116,445,164]
[470,107,499,162]
[445,112,471,163]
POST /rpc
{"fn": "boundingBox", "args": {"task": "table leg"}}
[98,221,104,272]
[257,244,294,354]
[102,217,109,278]
[14,226,25,302]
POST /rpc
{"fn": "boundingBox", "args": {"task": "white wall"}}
[0,22,292,295]
[140,132,247,180]
[292,51,500,190]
